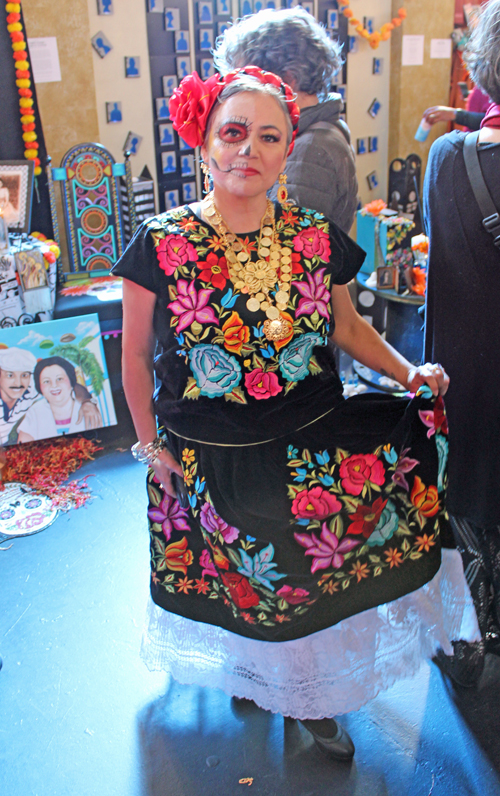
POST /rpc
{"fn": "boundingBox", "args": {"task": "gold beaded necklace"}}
[201,192,294,342]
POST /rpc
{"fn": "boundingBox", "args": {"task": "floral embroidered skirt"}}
[147,390,456,643]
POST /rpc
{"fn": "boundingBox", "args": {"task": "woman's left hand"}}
[406,363,449,396]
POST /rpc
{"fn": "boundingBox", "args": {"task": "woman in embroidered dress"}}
[113,67,478,760]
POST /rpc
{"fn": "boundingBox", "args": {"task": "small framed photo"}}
[368,98,381,118]
[377,264,399,291]
[161,152,177,175]
[336,85,346,102]
[217,0,230,14]
[180,154,195,177]
[265,0,277,6]
[106,101,122,123]
[165,189,180,209]
[125,56,140,78]
[148,0,163,10]
[373,57,384,75]
[162,75,178,97]
[327,9,338,28]
[198,1,213,23]
[176,56,192,80]
[368,136,378,153]
[182,182,197,202]
[363,17,375,34]
[240,0,253,15]
[156,97,171,120]
[97,0,113,14]
[91,31,112,58]
[159,123,175,146]
[123,131,142,155]
[199,28,214,51]
[175,30,190,54]
[164,7,181,30]
[0,160,35,233]
[366,170,379,191]
[348,36,358,53]
[218,21,230,36]
[200,58,215,78]
[356,138,368,155]
[179,136,192,151]
[300,0,313,14]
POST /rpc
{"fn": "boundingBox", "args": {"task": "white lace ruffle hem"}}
[140,549,479,718]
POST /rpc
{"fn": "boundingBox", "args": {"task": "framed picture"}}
[161,152,177,175]
[179,136,192,151]
[240,0,252,14]
[217,0,230,14]
[369,136,378,153]
[156,97,171,120]
[363,17,374,34]
[376,264,399,291]
[367,170,379,190]
[97,0,113,14]
[164,189,180,209]
[175,30,190,54]
[348,36,358,53]
[182,182,197,202]
[300,1,313,15]
[148,0,163,11]
[164,7,180,29]
[198,1,213,23]
[199,28,214,51]
[162,74,178,96]
[368,98,382,118]
[218,21,230,36]
[180,154,195,177]
[0,313,117,446]
[159,123,175,146]
[200,58,215,79]
[327,9,338,28]
[106,101,122,123]
[356,138,367,155]
[91,31,112,58]
[0,160,35,233]
[176,56,192,80]
[125,56,140,78]
[373,57,384,75]
[123,131,142,155]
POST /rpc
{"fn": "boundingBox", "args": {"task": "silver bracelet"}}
[131,437,167,465]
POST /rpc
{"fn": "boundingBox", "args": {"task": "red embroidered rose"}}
[222,311,250,355]
[347,496,388,537]
[290,251,304,274]
[221,572,260,609]
[339,453,385,496]
[291,486,341,520]
[434,396,448,435]
[156,234,198,275]
[197,252,229,289]
[410,476,440,517]
[245,368,282,400]
[293,227,331,262]
[169,71,222,148]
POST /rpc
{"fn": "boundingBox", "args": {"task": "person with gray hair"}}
[213,7,358,232]
[424,0,500,686]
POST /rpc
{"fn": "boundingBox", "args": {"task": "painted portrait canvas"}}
[0,313,117,445]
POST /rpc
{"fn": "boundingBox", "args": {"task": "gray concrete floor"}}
[1,407,500,796]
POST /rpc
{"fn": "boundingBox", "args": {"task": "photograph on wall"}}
[217,0,231,15]
[125,56,141,78]
[182,181,197,202]
[156,97,171,120]
[175,30,190,54]
[159,123,175,146]
[164,7,181,29]
[91,31,113,58]
[0,313,117,446]
[106,101,122,123]
[200,58,214,79]
[180,154,195,177]
[162,74,178,96]
[164,189,179,209]
[176,56,192,80]
[123,131,143,155]
[199,28,213,51]
[198,1,213,23]
[97,0,113,14]
[161,152,177,175]
[0,161,35,233]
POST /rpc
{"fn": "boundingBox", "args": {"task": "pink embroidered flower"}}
[391,447,419,491]
[244,369,283,400]
[294,523,360,573]
[295,268,331,319]
[168,279,219,332]
[339,453,385,496]
[276,585,310,604]
[419,396,448,438]
[199,549,219,578]
[156,234,198,275]
[291,486,341,520]
[200,501,240,543]
[293,227,331,262]
[148,493,190,541]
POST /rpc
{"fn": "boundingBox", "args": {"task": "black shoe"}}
[433,645,484,688]
[298,718,355,761]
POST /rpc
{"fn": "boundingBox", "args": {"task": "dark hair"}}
[34,356,77,394]
[464,0,500,105]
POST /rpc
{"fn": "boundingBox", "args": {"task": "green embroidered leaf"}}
[369,555,381,563]
[153,538,165,556]
[302,448,312,463]
[164,585,175,593]
[151,522,163,535]
[148,486,162,508]
[262,621,275,627]
[240,343,256,355]
[288,458,304,468]
[277,599,289,611]
[409,550,423,560]
[342,578,350,590]
[329,514,343,539]
[396,519,412,535]
[208,591,219,599]
[284,380,298,395]
[308,519,321,530]
[227,548,243,568]
[342,495,361,512]
[373,566,383,577]
[156,560,167,571]
[252,353,266,370]
[287,484,304,499]
[183,378,201,400]
[224,386,247,405]
[334,571,346,579]
[308,355,322,375]
[164,574,175,583]
[335,448,349,465]
[359,544,369,555]
[200,327,212,340]
[257,611,268,621]
[257,586,277,600]
[401,539,411,553]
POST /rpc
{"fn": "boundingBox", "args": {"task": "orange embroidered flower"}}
[177,576,194,594]
[281,209,299,226]
[177,216,199,233]
[321,580,339,595]
[206,233,226,252]
[152,572,161,585]
[384,547,403,568]
[194,577,210,594]
[415,533,436,553]
[349,561,369,582]
[211,545,230,570]
[181,448,195,465]
[275,614,291,623]
[410,476,440,517]
[273,311,295,351]
[222,311,250,355]
[241,612,256,624]
[163,536,194,575]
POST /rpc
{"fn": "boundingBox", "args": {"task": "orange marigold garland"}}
[1,436,102,511]
[339,2,406,49]
[5,1,42,176]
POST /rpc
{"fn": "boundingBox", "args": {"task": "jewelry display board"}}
[145,0,348,213]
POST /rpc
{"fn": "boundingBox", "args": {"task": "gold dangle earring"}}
[201,162,211,194]
[277,172,288,206]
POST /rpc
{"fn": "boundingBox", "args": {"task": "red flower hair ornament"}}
[168,65,300,154]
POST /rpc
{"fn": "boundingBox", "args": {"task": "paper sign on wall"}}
[402,35,424,66]
[27,37,62,83]
[430,38,452,59]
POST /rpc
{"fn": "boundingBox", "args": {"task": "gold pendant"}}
[263,316,293,342]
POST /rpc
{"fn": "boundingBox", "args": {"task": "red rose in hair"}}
[169,71,222,148]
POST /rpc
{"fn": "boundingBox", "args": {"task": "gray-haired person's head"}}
[213,7,342,100]
[464,0,500,105]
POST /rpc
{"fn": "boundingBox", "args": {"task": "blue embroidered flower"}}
[237,543,286,591]
[366,500,399,547]
[287,445,299,459]
[436,434,449,493]
[278,333,322,382]
[189,344,241,397]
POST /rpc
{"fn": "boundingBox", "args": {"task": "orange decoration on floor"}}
[339,2,406,49]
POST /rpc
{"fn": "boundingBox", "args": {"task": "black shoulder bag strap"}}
[463,130,500,248]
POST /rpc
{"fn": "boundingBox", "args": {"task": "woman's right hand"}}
[422,106,457,125]
[151,447,184,498]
